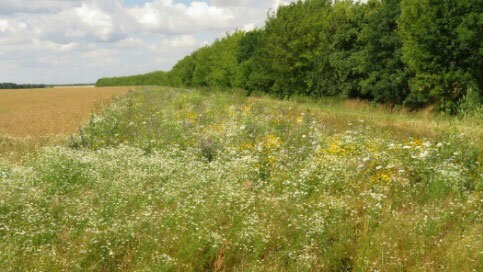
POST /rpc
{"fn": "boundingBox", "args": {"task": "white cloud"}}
[115,37,144,48]
[0,18,27,34]
[241,23,256,32]
[0,0,297,84]
[75,3,115,41]
[129,0,235,34]
[210,0,260,7]
[163,35,200,48]
[33,39,78,52]
[186,2,234,24]
[0,19,9,32]
[272,0,295,10]
[83,47,117,60]
[0,0,81,15]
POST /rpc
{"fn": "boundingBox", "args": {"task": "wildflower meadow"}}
[0,87,481,271]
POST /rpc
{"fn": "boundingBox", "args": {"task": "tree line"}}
[96,71,169,87]
[96,0,482,112]
[0,83,50,89]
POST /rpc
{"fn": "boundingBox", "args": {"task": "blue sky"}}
[0,0,293,84]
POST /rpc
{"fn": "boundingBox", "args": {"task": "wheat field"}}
[0,87,132,162]
[0,87,132,137]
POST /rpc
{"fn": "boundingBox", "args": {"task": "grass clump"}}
[1,87,481,271]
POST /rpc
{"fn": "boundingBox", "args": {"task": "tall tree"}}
[357,0,409,104]
[399,0,483,110]
[234,29,273,92]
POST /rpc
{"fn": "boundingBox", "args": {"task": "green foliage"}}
[357,0,409,104]
[168,53,198,87]
[96,71,169,87]
[459,87,483,118]
[234,29,273,92]
[399,0,483,110]
[261,0,329,97]
[192,32,243,88]
[34,148,96,193]
[316,0,365,98]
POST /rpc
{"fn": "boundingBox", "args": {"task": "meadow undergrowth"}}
[0,87,481,271]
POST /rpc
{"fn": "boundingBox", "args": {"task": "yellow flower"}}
[240,142,254,150]
[404,139,424,148]
[367,141,381,153]
[296,116,304,125]
[185,111,198,122]
[324,137,351,156]
[268,155,277,164]
[371,170,393,183]
[264,134,280,150]
[413,139,424,147]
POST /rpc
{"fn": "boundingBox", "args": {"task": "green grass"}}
[0,87,481,271]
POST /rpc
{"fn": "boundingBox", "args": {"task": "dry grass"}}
[0,87,132,137]
[292,98,483,149]
[0,135,64,163]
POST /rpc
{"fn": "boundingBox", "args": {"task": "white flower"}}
[403,145,411,149]
[436,142,443,148]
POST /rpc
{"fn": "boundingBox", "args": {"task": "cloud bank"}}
[0,0,295,84]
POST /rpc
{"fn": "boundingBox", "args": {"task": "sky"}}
[0,0,295,84]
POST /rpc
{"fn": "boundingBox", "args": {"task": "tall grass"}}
[0,87,481,271]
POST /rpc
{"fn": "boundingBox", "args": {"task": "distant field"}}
[52,85,95,88]
[0,87,131,137]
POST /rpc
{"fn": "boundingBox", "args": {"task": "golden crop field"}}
[0,87,132,137]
